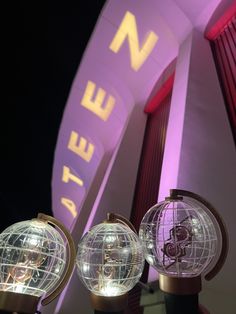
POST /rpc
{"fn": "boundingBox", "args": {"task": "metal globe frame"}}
[0,213,76,314]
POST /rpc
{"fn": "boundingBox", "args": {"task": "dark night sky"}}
[0,2,106,230]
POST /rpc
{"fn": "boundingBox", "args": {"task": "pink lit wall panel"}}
[51,0,180,231]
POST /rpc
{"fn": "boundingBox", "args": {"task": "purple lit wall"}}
[51,0,182,230]
[158,27,236,314]
[50,2,183,311]
[48,1,235,314]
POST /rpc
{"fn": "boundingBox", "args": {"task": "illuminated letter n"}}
[109,11,158,71]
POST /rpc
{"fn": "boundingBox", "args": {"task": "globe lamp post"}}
[139,189,228,314]
[76,213,145,314]
[0,213,76,314]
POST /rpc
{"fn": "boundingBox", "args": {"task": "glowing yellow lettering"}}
[62,166,83,186]
[61,197,77,218]
[81,80,115,121]
[109,11,158,71]
[68,131,94,162]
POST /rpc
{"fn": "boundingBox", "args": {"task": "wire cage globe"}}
[0,218,66,297]
[76,219,144,297]
[139,190,226,279]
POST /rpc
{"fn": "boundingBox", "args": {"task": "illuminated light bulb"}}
[76,213,144,312]
[139,189,228,314]
[0,213,76,314]
[100,283,124,297]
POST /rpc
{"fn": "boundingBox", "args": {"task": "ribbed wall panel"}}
[130,93,171,231]
[125,93,172,314]
[212,16,236,142]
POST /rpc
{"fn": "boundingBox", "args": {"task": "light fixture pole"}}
[91,293,127,314]
[94,310,124,314]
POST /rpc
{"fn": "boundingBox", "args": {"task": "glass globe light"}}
[139,189,228,295]
[76,214,145,299]
[0,213,76,314]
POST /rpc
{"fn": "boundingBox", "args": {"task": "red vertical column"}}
[208,15,236,142]
[126,90,172,314]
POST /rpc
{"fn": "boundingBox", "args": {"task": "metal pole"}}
[164,292,199,314]
[0,311,40,314]
[94,311,124,314]
[90,293,127,314]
